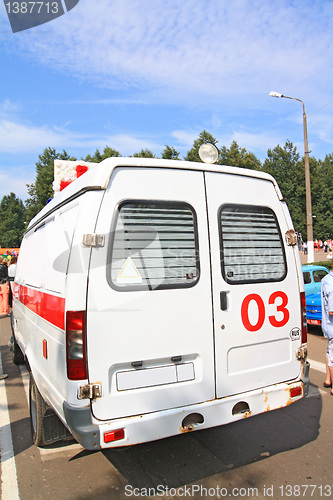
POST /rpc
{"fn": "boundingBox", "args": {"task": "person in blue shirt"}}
[321,267,333,394]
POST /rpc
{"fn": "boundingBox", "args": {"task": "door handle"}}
[220,291,228,311]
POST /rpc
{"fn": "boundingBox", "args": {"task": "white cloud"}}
[0,117,164,156]
[0,120,68,153]
[0,99,19,116]
[1,0,333,166]
[102,134,161,155]
[6,0,333,105]
[0,119,98,153]
[309,109,333,146]
[0,168,32,201]
[171,130,199,148]
[230,130,283,153]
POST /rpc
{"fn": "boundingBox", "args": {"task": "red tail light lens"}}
[290,386,302,398]
[104,429,125,443]
[66,311,87,380]
[300,292,307,344]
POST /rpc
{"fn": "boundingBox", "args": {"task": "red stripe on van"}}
[18,285,65,330]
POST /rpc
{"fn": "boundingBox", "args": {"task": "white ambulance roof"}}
[26,157,283,231]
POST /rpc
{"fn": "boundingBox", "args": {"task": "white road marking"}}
[0,342,20,500]
[307,359,331,397]
[308,358,326,373]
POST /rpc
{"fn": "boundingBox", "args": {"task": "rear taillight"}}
[66,311,87,380]
[300,292,307,344]
[290,386,302,398]
[104,429,125,443]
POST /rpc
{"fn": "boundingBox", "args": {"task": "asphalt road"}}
[1,316,332,500]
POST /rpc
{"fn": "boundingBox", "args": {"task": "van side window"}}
[219,205,286,284]
[109,201,199,290]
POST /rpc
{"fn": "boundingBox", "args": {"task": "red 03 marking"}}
[241,291,289,332]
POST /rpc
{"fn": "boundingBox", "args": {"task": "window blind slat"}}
[221,205,286,283]
[111,202,198,289]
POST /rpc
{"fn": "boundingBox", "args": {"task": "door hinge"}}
[296,346,308,361]
[82,233,104,247]
[78,383,102,400]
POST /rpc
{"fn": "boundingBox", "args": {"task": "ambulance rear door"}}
[86,166,216,421]
[204,171,302,398]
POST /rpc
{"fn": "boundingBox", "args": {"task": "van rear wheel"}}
[29,375,49,447]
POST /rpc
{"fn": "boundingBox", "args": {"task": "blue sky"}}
[1,0,333,201]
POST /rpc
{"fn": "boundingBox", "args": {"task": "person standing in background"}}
[0,256,9,380]
[321,264,333,394]
[8,255,17,308]
[8,255,17,292]
[0,256,10,316]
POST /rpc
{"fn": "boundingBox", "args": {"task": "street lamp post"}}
[269,91,314,264]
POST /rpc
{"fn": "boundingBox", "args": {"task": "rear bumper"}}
[63,402,100,450]
[63,378,306,450]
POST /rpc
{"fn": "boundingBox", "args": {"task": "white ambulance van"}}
[11,154,310,450]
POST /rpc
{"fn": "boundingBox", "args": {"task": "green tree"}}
[132,148,155,158]
[83,146,121,162]
[311,154,333,239]
[161,145,180,160]
[262,141,306,235]
[0,193,26,247]
[219,140,261,170]
[25,148,76,223]
[185,130,218,162]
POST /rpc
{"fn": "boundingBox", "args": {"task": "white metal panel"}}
[14,191,106,423]
[16,203,79,294]
[86,167,215,420]
[204,171,302,398]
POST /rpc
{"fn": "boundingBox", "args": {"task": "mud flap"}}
[42,407,73,445]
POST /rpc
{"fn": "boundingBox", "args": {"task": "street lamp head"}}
[269,91,283,98]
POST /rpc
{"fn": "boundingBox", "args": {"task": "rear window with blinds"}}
[220,205,286,284]
[109,201,199,290]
